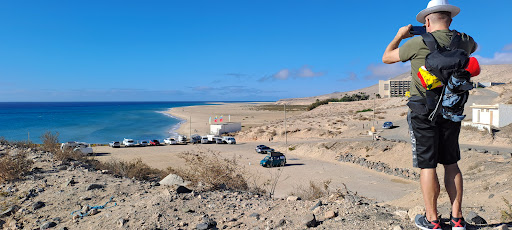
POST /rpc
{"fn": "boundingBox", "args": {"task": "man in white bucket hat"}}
[382,0,477,229]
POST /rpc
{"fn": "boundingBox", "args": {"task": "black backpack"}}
[421,31,473,122]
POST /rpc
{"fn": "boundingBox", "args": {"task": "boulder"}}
[324,210,336,219]
[287,196,300,201]
[159,174,189,186]
[467,211,487,224]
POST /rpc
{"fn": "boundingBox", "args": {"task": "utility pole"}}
[373,93,376,128]
[284,104,287,145]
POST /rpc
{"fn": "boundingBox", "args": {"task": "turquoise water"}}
[0,102,210,144]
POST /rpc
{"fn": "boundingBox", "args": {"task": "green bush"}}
[308,93,370,111]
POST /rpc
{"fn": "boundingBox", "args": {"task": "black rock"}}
[467,211,487,225]
[249,212,260,220]
[33,201,45,210]
[176,186,192,194]
[86,184,104,191]
[40,221,57,230]
[302,213,317,228]
[277,219,287,227]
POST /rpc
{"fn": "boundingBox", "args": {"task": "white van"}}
[123,138,136,147]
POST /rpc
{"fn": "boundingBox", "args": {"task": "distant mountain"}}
[276,64,512,105]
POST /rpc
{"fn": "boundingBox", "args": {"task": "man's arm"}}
[382,25,414,64]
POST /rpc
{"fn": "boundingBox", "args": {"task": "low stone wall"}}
[336,153,420,181]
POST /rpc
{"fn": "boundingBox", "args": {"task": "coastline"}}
[165,102,283,137]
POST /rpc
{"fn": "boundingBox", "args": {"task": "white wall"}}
[498,104,512,127]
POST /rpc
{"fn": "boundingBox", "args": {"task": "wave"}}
[155,110,186,138]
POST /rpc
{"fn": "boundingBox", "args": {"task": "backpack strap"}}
[421,32,440,52]
[448,30,462,50]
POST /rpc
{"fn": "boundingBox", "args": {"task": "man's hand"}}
[396,24,414,40]
[382,25,413,64]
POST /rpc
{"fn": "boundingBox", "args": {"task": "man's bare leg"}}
[444,163,463,218]
[421,168,440,221]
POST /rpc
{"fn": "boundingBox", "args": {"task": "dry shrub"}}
[40,131,60,153]
[502,197,512,222]
[178,149,248,191]
[53,149,88,162]
[289,180,331,200]
[11,140,36,149]
[0,151,34,183]
[93,158,167,181]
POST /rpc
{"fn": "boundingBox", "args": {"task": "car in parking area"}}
[123,138,136,147]
[139,140,148,147]
[164,138,177,145]
[215,138,225,144]
[149,140,160,146]
[260,152,286,167]
[256,145,274,154]
[201,136,209,144]
[109,141,121,148]
[382,121,394,129]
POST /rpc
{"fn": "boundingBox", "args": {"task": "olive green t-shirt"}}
[399,30,477,97]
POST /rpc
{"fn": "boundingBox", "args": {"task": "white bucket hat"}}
[416,0,460,24]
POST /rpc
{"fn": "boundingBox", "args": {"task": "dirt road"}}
[93,140,417,202]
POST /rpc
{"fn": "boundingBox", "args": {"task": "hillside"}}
[277,64,512,105]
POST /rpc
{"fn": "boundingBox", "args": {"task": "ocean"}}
[0,101,210,144]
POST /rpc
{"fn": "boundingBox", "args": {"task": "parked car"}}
[164,138,177,145]
[215,138,225,144]
[123,138,136,147]
[201,136,209,144]
[139,140,148,147]
[256,145,274,154]
[60,141,93,155]
[109,141,121,148]
[260,152,286,167]
[149,140,160,146]
[190,134,201,144]
[223,137,236,144]
[382,121,394,129]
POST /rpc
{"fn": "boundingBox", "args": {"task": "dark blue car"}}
[260,152,286,167]
[382,122,393,129]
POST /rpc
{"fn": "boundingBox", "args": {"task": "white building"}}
[378,80,411,98]
[210,122,241,135]
[463,104,512,131]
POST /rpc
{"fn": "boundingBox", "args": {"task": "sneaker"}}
[450,216,467,230]
[414,214,442,230]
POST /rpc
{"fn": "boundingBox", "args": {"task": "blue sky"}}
[0,0,511,102]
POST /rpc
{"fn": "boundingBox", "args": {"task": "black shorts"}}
[407,111,461,168]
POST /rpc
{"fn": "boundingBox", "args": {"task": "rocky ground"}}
[1,142,510,230]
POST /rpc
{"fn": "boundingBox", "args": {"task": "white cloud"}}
[259,65,325,81]
[365,62,410,80]
[503,43,512,51]
[473,52,512,65]
[297,65,325,78]
[274,69,290,80]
